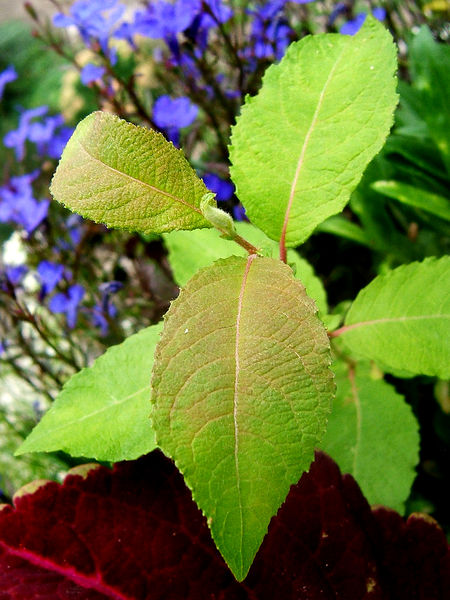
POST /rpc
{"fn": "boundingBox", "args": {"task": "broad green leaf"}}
[408,26,450,172]
[321,361,419,513]
[337,256,450,378]
[151,255,334,580]
[50,112,211,234]
[229,17,398,247]
[16,323,163,461]
[164,221,328,314]
[372,180,450,222]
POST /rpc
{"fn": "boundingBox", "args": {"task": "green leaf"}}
[408,26,450,172]
[321,361,419,513]
[16,323,163,461]
[337,256,450,378]
[229,17,398,247]
[316,215,375,248]
[50,111,211,234]
[151,255,334,580]
[164,221,328,314]
[372,180,450,222]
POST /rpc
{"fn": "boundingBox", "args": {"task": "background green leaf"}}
[164,221,328,314]
[407,26,450,174]
[229,17,398,247]
[16,324,163,462]
[151,255,334,580]
[372,180,450,222]
[338,256,450,378]
[50,111,211,234]
[321,361,419,513]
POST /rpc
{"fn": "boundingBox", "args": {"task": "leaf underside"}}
[151,255,334,580]
[17,324,163,462]
[50,111,211,234]
[341,256,450,378]
[229,16,398,246]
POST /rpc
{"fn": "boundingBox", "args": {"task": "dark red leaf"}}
[0,451,448,600]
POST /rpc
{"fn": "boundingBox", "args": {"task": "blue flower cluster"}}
[0,171,49,234]
[3,106,73,162]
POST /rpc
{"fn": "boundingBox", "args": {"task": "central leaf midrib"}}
[280,47,345,245]
[345,313,449,333]
[348,368,362,477]
[233,254,257,573]
[77,139,202,215]
[1,542,128,600]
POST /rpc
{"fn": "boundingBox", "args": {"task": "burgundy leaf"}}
[0,451,448,600]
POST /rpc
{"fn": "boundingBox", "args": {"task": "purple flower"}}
[3,106,48,160]
[53,0,125,56]
[37,261,64,296]
[329,2,347,25]
[91,281,122,335]
[153,95,198,145]
[3,106,73,161]
[153,96,198,129]
[119,0,200,40]
[91,301,118,336]
[49,284,85,329]
[200,0,233,29]
[372,7,386,21]
[46,126,74,160]
[203,173,234,202]
[0,65,18,100]
[27,114,65,155]
[0,170,49,234]
[340,8,386,35]
[2,265,27,287]
[80,63,106,85]
[232,204,248,222]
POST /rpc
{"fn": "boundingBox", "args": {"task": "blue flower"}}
[91,281,122,335]
[232,204,248,222]
[3,106,73,161]
[200,0,233,29]
[49,284,85,329]
[153,95,198,145]
[118,0,200,40]
[203,173,234,202]
[328,2,346,25]
[80,63,106,85]
[1,265,27,289]
[0,65,17,100]
[53,0,125,59]
[340,8,386,35]
[3,106,48,160]
[37,261,64,296]
[0,170,49,234]
[46,125,74,160]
